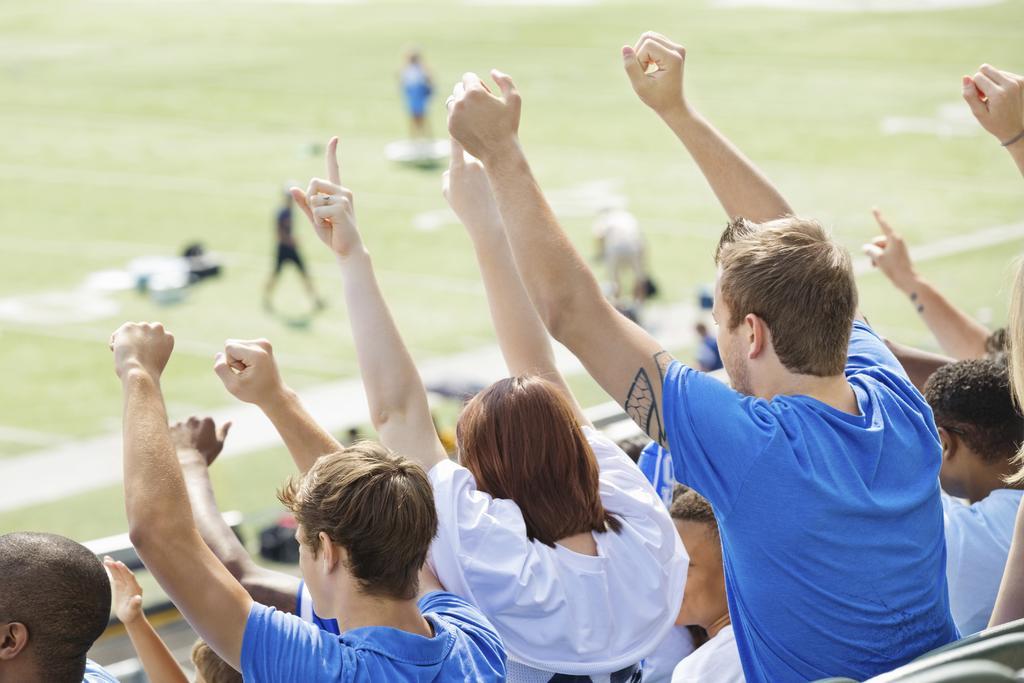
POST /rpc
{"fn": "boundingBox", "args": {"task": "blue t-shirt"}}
[242,590,506,682]
[637,441,678,508]
[662,320,958,682]
[83,660,119,682]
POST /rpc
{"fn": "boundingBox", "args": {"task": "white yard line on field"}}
[712,0,1003,11]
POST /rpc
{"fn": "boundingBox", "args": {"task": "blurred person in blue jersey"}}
[638,440,679,508]
[264,189,324,313]
[694,323,722,373]
[401,50,434,139]
[0,532,117,683]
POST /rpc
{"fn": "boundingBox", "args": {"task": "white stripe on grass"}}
[713,0,1003,11]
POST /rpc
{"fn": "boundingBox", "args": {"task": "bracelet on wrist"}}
[1002,129,1024,148]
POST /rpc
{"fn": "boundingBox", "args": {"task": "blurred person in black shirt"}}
[264,190,324,312]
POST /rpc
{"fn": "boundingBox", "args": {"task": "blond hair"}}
[1005,260,1024,484]
[277,442,437,600]
[716,217,857,376]
[191,640,242,683]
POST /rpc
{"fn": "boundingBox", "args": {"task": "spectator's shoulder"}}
[82,660,120,682]
[419,591,505,659]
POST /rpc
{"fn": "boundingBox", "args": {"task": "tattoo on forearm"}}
[909,291,924,314]
[625,350,672,447]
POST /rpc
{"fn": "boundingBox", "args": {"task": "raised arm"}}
[213,339,341,474]
[173,417,300,613]
[111,322,252,671]
[622,32,792,223]
[963,65,1024,178]
[863,209,990,360]
[882,339,955,392]
[442,138,589,426]
[291,138,447,470]
[104,557,189,683]
[448,73,672,446]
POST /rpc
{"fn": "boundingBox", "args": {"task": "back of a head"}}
[924,358,1023,465]
[278,442,437,600]
[0,532,111,683]
[456,375,620,546]
[715,217,857,377]
[191,640,242,683]
[670,486,719,537]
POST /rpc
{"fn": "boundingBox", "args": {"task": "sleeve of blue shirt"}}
[662,320,905,518]
[242,602,342,681]
[661,362,779,518]
[417,591,506,670]
[845,319,907,378]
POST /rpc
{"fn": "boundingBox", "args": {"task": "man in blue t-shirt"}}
[0,532,118,683]
[445,30,957,682]
[111,322,506,682]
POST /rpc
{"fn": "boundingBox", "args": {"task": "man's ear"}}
[318,532,340,574]
[938,426,959,460]
[0,622,29,660]
[746,314,768,360]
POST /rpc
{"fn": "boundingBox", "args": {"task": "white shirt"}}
[671,625,744,683]
[594,210,643,258]
[942,489,1024,635]
[428,426,688,675]
[643,626,696,683]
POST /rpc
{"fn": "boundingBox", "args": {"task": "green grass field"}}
[2,0,1023,543]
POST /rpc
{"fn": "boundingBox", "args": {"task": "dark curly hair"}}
[924,358,1023,463]
[669,485,719,538]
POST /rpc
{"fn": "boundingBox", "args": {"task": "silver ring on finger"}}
[445,95,455,109]
[321,194,331,205]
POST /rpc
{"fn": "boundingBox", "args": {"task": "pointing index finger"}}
[326,136,340,185]
[872,208,895,238]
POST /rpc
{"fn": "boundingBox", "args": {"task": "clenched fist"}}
[171,416,232,467]
[109,322,174,380]
[623,32,689,116]
[291,137,364,258]
[446,71,521,165]
[963,65,1024,145]
[213,338,287,408]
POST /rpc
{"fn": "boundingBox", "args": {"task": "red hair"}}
[456,376,621,546]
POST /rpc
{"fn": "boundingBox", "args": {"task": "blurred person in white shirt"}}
[593,202,648,314]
